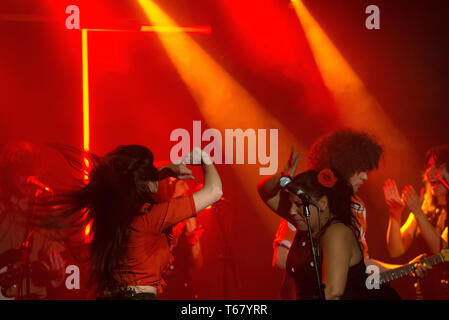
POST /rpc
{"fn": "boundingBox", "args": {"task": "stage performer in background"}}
[385,144,449,299]
[156,177,204,300]
[266,130,428,299]
[260,165,403,299]
[0,141,65,300]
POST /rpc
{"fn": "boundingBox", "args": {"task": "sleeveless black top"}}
[286,228,401,300]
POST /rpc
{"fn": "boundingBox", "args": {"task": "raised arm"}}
[257,147,301,217]
[158,162,194,181]
[153,149,221,231]
[384,179,417,257]
[257,172,283,213]
[403,185,445,255]
[191,149,223,213]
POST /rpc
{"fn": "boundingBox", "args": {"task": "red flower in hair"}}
[318,168,337,188]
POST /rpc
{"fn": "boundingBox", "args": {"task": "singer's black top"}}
[286,231,322,299]
[286,228,401,300]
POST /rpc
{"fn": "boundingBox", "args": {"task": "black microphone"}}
[26,176,53,194]
[280,176,318,208]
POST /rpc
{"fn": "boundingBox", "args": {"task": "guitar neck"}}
[379,253,444,285]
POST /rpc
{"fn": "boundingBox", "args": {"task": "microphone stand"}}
[215,200,240,299]
[300,195,324,300]
[438,177,449,247]
[280,176,323,299]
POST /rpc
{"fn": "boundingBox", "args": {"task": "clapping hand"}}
[383,179,405,220]
[402,185,423,215]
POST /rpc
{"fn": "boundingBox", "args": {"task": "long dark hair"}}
[290,169,360,239]
[36,144,159,292]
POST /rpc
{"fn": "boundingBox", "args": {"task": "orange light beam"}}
[292,0,418,175]
[137,0,307,236]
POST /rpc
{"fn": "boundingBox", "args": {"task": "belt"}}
[100,285,157,300]
[126,285,157,295]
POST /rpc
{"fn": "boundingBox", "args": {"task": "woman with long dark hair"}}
[285,169,363,299]
[270,130,386,300]
[266,130,429,299]
[259,166,399,299]
[36,145,222,299]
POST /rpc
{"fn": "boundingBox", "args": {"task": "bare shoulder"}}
[322,222,353,244]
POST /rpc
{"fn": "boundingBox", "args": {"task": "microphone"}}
[26,176,53,194]
[280,176,318,208]
[438,176,449,191]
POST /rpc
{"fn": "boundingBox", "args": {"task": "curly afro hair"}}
[306,129,383,180]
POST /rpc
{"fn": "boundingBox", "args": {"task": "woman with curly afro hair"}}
[306,129,382,261]
[307,129,383,186]
[264,130,428,299]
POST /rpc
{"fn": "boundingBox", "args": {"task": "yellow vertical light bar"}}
[81,28,92,241]
[82,28,90,153]
[82,29,90,182]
